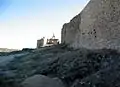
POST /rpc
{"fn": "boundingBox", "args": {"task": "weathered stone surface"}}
[61,14,81,44]
[37,37,44,48]
[21,75,65,87]
[62,0,120,50]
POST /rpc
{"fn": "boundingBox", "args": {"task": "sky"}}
[0,0,89,49]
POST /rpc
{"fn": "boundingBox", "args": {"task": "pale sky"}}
[0,0,89,49]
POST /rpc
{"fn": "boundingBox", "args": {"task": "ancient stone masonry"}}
[37,37,45,48]
[37,34,59,48]
[46,34,59,45]
[61,13,81,44]
[61,0,120,50]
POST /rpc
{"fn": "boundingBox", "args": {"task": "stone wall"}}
[37,38,44,48]
[61,0,120,50]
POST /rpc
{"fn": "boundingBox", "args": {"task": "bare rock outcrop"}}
[21,75,65,87]
[62,0,120,50]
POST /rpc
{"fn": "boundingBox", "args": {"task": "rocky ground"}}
[0,44,120,87]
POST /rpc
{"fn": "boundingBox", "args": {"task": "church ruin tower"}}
[61,0,120,50]
[46,34,59,45]
[37,37,45,48]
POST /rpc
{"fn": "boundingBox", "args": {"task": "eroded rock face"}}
[62,0,120,50]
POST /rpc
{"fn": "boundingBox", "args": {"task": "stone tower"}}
[62,0,120,50]
[37,37,45,48]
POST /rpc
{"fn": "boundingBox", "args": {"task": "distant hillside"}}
[0,48,18,52]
